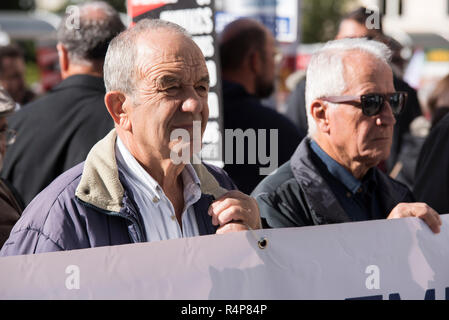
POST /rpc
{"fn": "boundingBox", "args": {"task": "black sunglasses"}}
[321,92,408,116]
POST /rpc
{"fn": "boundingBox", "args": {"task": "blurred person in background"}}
[1,1,125,206]
[0,44,36,108]
[285,6,422,175]
[0,87,23,247]
[378,34,408,80]
[426,74,449,128]
[219,18,305,194]
[392,74,449,188]
[335,6,383,40]
[413,74,449,214]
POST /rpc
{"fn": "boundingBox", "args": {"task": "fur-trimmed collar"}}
[75,129,228,212]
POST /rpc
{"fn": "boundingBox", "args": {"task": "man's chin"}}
[168,140,204,165]
[357,149,390,167]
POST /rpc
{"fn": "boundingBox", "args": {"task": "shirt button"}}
[346,192,351,198]
[152,196,159,203]
[171,215,176,221]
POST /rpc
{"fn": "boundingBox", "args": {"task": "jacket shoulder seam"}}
[8,226,64,251]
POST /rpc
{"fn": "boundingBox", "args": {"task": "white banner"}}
[0,215,448,299]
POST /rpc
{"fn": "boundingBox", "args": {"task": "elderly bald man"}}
[252,38,441,233]
[1,19,261,256]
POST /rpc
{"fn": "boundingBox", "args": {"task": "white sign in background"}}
[0,215,448,299]
[215,0,299,42]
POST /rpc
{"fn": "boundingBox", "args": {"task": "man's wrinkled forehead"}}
[342,50,391,79]
[133,31,208,85]
[135,31,204,65]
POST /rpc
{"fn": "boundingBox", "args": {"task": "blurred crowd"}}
[0,2,446,256]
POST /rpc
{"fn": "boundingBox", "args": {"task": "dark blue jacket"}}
[414,113,449,214]
[252,137,414,228]
[1,130,236,256]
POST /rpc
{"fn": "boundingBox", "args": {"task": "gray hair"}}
[57,1,125,64]
[104,18,191,96]
[305,38,392,136]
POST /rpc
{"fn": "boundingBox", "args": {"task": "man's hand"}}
[208,190,262,235]
[387,202,442,234]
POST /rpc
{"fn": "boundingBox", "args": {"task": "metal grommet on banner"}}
[258,237,268,249]
[245,223,268,250]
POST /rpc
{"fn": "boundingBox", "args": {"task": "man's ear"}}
[56,43,70,78]
[310,100,330,133]
[249,50,263,74]
[104,91,132,131]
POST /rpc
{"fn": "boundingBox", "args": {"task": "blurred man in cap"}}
[0,87,23,247]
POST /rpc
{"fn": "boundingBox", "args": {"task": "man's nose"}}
[181,87,203,114]
[377,100,397,126]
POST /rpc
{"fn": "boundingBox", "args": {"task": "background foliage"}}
[301,0,355,43]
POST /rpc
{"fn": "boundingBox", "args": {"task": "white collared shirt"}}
[115,137,202,242]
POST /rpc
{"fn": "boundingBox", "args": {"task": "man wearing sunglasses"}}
[251,38,442,234]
